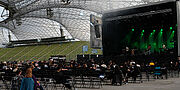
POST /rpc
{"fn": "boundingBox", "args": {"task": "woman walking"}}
[20,68,34,90]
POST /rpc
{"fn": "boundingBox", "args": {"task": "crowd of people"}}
[0,57,180,90]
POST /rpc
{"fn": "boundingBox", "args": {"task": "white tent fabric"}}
[0,0,165,45]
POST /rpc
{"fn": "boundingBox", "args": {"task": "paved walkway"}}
[78,78,180,90]
[1,77,180,90]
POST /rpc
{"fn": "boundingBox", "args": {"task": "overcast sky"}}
[0,6,6,21]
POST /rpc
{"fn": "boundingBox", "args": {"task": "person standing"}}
[20,68,34,90]
[147,45,151,55]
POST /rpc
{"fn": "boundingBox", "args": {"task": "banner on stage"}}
[90,14,102,49]
[83,45,88,52]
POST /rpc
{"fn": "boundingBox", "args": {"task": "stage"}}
[102,0,179,62]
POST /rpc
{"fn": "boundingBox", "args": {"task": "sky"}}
[0,7,3,21]
[0,6,8,21]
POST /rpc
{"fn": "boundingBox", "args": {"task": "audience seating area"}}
[0,41,102,61]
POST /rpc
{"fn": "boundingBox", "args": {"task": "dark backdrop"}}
[102,1,177,57]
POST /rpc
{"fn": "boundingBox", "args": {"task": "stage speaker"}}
[95,25,100,38]
[94,20,101,38]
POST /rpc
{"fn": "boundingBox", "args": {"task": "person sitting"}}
[54,67,71,89]
[11,70,23,90]
[20,68,34,90]
[112,65,123,85]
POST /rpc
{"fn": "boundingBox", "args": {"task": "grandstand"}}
[0,41,102,61]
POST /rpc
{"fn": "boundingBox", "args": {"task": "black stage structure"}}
[102,0,179,64]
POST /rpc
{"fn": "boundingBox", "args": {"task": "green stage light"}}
[173,30,175,33]
[151,33,153,35]
[142,30,145,33]
[170,27,173,30]
[153,43,156,45]
[132,29,134,31]
[161,29,163,32]
[153,30,155,32]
